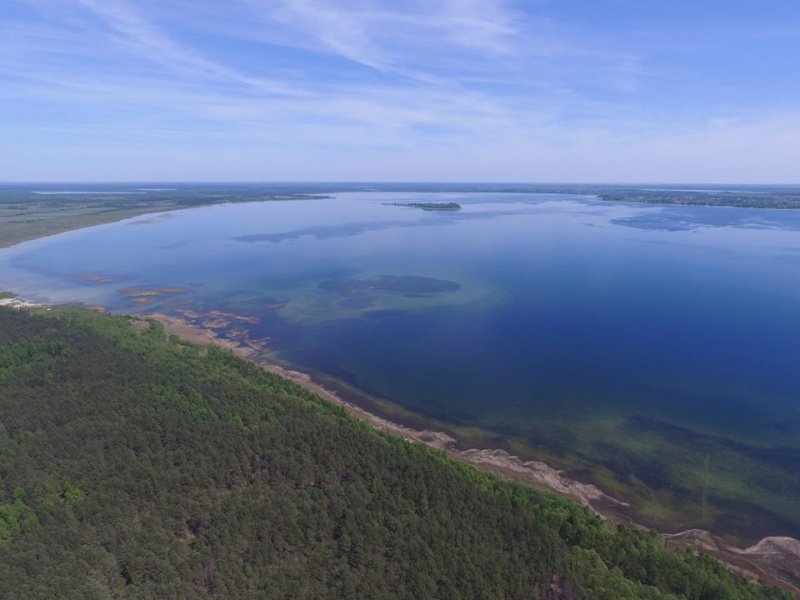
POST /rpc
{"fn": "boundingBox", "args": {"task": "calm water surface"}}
[3,192,800,535]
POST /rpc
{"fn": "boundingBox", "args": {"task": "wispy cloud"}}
[61,0,306,97]
[254,0,552,76]
[1,0,798,181]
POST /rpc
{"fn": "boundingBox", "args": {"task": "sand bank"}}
[0,296,44,309]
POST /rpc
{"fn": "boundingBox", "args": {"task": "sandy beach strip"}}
[0,296,45,309]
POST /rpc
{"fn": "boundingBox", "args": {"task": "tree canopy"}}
[0,307,790,599]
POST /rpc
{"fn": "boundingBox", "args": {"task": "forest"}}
[0,306,791,599]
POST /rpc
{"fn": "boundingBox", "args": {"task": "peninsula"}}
[0,184,330,249]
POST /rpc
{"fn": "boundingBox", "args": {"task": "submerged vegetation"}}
[319,274,460,295]
[0,306,791,598]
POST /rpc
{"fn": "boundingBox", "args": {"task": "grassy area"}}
[0,203,176,248]
[0,184,331,249]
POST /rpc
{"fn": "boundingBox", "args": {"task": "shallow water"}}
[3,190,800,536]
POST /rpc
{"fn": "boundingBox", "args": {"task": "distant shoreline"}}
[4,184,800,249]
[0,189,330,249]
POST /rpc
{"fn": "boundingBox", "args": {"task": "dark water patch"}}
[320,275,460,295]
[774,420,795,435]
[612,206,800,232]
[527,427,579,459]
[590,440,676,491]
[625,416,708,442]
[230,204,553,246]
[486,436,513,452]
[338,296,376,309]
[410,407,484,427]
[67,272,120,285]
[287,364,442,434]
[709,495,800,542]
[485,422,581,460]
[612,216,699,231]
[745,446,800,473]
[118,286,188,307]
[278,345,363,387]
[627,416,800,471]
[568,468,598,482]
[487,421,525,438]
[751,470,800,497]
[360,309,407,319]
[384,201,462,211]
[235,296,287,311]
[232,220,417,244]
[160,239,194,250]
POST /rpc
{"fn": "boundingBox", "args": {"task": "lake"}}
[2,190,799,542]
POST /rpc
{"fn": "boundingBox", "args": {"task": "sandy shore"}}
[146,311,800,595]
[146,315,628,508]
[0,296,45,309]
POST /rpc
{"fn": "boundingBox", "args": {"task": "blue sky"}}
[2,0,799,182]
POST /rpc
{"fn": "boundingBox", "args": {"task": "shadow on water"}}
[612,206,800,232]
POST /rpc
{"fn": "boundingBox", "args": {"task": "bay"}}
[3,190,800,542]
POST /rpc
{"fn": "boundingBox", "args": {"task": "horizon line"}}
[2,181,800,187]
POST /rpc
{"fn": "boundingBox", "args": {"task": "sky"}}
[2,0,799,183]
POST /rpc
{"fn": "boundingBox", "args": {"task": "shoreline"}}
[146,310,800,595]
[0,296,46,309]
[0,205,181,250]
[144,317,626,505]
[2,294,798,593]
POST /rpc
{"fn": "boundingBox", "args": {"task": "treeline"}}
[599,190,800,209]
[0,185,330,209]
[0,307,790,599]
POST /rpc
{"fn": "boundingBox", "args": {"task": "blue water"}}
[7,190,800,538]
[3,192,800,448]
[7,189,800,535]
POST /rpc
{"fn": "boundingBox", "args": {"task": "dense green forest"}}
[0,307,790,599]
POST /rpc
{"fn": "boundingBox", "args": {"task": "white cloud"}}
[67,0,306,97]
